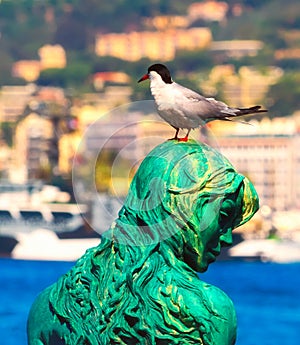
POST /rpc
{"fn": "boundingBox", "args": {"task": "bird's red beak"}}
[138,74,149,83]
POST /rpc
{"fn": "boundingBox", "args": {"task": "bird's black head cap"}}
[148,64,172,84]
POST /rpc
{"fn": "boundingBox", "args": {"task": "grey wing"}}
[174,82,206,101]
[174,83,236,121]
[205,97,238,117]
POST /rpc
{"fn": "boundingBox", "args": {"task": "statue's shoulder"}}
[203,279,235,309]
[180,278,235,316]
[177,278,237,345]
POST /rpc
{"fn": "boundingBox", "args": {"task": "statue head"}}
[35,140,258,345]
[104,140,259,272]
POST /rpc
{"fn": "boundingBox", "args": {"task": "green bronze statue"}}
[27,140,259,345]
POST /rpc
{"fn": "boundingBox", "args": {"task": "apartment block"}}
[201,65,283,108]
[0,85,36,122]
[95,28,212,61]
[14,113,54,182]
[211,115,300,211]
[187,1,229,22]
[38,44,67,70]
[12,60,41,82]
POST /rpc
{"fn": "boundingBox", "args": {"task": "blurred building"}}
[210,115,300,211]
[13,108,81,181]
[95,28,212,61]
[84,112,174,156]
[11,45,67,83]
[201,65,283,107]
[14,112,54,182]
[218,135,299,211]
[275,29,300,61]
[10,86,73,181]
[38,44,67,70]
[57,86,133,174]
[58,131,82,175]
[275,48,300,61]
[93,72,131,91]
[35,86,68,107]
[0,139,12,179]
[74,87,133,128]
[0,85,36,122]
[187,1,229,23]
[144,3,228,29]
[209,40,264,59]
[12,60,41,82]
[75,109,176,195]
[143,16,189,30]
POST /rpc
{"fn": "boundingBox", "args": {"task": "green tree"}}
[171,49,213,72]
[64,62,92,87]
[0,122,14,147]
[37,63,92,88]
[38,68,67,87]
[54,12,88,51]
[267,73,300,117]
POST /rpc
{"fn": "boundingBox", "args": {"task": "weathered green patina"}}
[27,140,259,345]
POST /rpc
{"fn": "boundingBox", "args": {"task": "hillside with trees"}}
[0,0,299,115]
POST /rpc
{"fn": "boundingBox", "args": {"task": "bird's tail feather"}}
[236,105,268,116]
[224,118,254,126]
[222,106,267,125]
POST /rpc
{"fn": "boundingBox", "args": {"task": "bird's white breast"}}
[149,73,201,129]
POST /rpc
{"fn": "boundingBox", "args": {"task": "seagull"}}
[138,63,267,141]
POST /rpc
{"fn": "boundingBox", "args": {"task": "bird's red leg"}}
[178,129,191,142]
[168,127,179,141]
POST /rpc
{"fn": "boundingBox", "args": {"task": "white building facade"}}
[217,134,300,211]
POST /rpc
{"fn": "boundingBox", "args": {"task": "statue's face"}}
[183,188,244,272]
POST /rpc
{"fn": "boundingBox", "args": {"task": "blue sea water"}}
[0,258,299,345]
